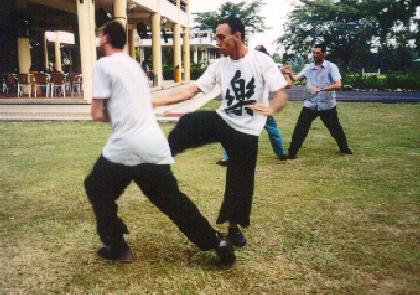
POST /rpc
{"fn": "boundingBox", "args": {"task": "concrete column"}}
[18,39,31,73]
[44,32,49,71]
[182,0,190,81]
[77,0,97,102]
[17,0,30,73]
[152,12,162,87]
[55,32,62,72]
[201,49,205,63]
[193,47,198,64]
[90,0,97,63]
[173,22,181,82]
[139,48,144,64]
[128,26,137,59]
[113,0,128,53]
[183,26,190,81]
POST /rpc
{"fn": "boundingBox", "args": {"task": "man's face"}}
[215,23,238,56]
[312,48,325,63]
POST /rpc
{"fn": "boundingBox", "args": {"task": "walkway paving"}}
[1,83,418,121]
[0,81,220,122]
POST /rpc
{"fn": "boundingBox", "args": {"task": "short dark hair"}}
[219,17,245,42]
[314,43,326,53]
[102,21,126,49]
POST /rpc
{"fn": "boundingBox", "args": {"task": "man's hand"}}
[308,86,321,94]
[247,104,276,116]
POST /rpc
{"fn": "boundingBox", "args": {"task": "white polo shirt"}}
[92,52,174,166]
[195,50,287,136]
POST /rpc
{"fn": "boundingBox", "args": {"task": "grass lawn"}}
[0,101,419,293]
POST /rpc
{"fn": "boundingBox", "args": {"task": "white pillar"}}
[152,12,162,87]
[44,32,49,71]
[139,48,144,64]
[183,26,190,81]
[17,0,31,73]
[193,47,198,64]
[55,32,62,72]
[173,22,181,82]
[113,0,128,53]
[76,0,97,102]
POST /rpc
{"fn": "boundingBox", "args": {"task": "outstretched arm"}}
[152,84,201,107]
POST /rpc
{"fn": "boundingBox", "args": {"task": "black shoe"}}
[215,232,236,266]
[278,154,288,161]
[288,154,297,160]
[340,148,352,156]
[97,245,133,263]
[227,227,247,247]
[216,158,228,167]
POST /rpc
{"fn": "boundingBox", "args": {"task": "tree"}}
[193,1,268,42]
[278,0,418,73]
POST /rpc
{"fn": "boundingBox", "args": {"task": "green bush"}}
[191,62,207,80]
[342,73,420,90]
[162,64,174,80]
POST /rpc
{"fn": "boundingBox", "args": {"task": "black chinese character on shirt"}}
[225,70,256,116]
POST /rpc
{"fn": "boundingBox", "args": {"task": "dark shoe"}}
[227,227,247,247]
[215,232,236,266]
[278,154,288,161]
[216,158,228,167]
[97,245,133,263]
[288,154,297,160]
[340,148,352,156]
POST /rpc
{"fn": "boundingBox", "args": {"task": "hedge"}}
[342,73,420,90]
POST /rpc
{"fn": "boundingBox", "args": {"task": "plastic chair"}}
[33,73,50,97]
[17,74,33,97]
[50,73,67,97]
[71,74,82,96]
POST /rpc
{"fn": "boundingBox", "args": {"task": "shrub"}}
[342,73,420,90]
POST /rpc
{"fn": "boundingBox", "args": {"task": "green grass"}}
[1,101,419,293]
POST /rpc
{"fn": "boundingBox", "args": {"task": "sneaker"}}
[227,227,247,247]
[97,245,133,263]
[215,232,236,266]
[278,154,288,161]
[216,158,228,167]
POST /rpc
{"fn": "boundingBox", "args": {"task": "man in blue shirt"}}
[283,43,352,159]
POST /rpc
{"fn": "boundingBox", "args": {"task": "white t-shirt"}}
[92,52,173,166]
[195,50,287,136]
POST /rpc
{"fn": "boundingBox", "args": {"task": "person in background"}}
[152,17,288,247]
[85,21,236,266]
[282,43,352,159]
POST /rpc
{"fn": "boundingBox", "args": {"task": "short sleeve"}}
[262,55,287,92]
[194,61,218,94]
[92,61,111,99]
[330,63,342,82]
[298,65,310,79]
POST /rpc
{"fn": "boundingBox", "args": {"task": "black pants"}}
[168,111,258,227]
[85,156,218,251]
[288,106,350,157]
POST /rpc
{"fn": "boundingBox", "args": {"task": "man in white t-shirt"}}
[85,21,235,266]
[153,17,288,247]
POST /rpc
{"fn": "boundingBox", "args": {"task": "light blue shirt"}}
[298,60,341,110]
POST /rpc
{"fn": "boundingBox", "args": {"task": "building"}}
[0,0,191,102]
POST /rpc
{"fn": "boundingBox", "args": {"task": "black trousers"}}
[288,106,350,156]
[168,111,258,227]
[85,156,217,251]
